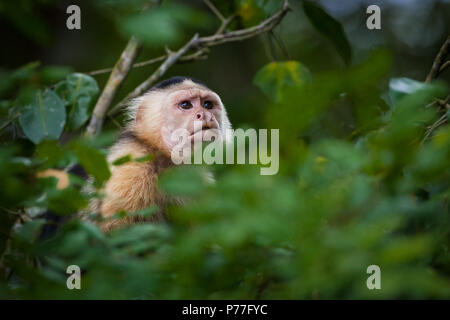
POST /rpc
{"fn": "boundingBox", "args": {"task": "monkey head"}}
[129,77,232,157]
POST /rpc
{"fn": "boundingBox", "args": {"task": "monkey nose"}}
[195,113,203,120]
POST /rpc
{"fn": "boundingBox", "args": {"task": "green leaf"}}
[112,154,132,166]
[159,166,206,196]
[255,0,281,15]
[46,186,89,215]
[40,66,74,84]
[55,73,99,131]
[253,61,311,101]
[71,140,111,187]
[35,140,65,168]
[130,205,159,218]
[302,1,352,65]
[11,61,41,82]
[119,5,211,46]
[18,89,66,144]
[135,153,154,163]
[14,219,46,243]
[0,62,40,97]
[237,0,265,26]
[389,78,430,106]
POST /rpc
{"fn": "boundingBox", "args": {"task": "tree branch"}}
[86,37,142,137]
[425,35,450,82]
[107,34,201,117]
[422,113,448,144]
[439,60,450,74]
[198,1,290,47]
[109,0,290,117]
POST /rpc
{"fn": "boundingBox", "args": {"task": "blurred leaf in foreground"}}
[302,0,352,65]
[253,61,311,102]
[70,139,111,188]
[119,4,212,47]
[389,77,430,106]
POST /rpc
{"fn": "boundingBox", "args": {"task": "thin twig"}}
[422,114,448,144]
[108,34,200,117]
[87,49,208,77]
[437,94,450,109]
[439,60,450,74]
[203,0,225,22]
[109,0,290,117]
[86,37,142,137]
[88,56,165,76]
[270,30,290,60]
[216,14,236,35]
[425,35,450,82]
[0,113,20,133]
[108,114,123,130]
[198,1,290,48]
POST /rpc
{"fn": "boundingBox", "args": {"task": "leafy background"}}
[0,0,449,299]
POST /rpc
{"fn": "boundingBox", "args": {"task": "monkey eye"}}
[203,101,213,109]
[180,101,192,110]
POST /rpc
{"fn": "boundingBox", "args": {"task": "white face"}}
[134,80,231,156]
[160,85,225,151]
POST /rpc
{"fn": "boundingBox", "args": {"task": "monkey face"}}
[133,79,232,157]
[160,86,225,151]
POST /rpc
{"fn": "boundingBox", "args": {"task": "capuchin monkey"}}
[92,76,232,232]
[38,76,232,237]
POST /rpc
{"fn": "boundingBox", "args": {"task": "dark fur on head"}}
[151,76,208,91]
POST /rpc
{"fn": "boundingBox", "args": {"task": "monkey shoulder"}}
[101,139,171,216]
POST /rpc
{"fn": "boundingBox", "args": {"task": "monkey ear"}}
[135,105,144,123]
[126,96,145,124]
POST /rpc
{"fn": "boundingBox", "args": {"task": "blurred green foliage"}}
[301,0,352,65]
[0,0,449,299]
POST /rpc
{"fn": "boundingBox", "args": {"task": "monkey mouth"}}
[190,124,216,136]
[188,123,220,143]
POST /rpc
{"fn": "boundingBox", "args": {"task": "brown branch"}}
[87,56,165,76]
[0,113,20,133]
[109,0,290,117]
[422,114,448,143]
[107,34,200,117]
[439,60,450,74]
[437,94,450,110]
[86,37,142,137]
[216,14,236,35]
[425,35,450,82]
[198,1,290,48]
